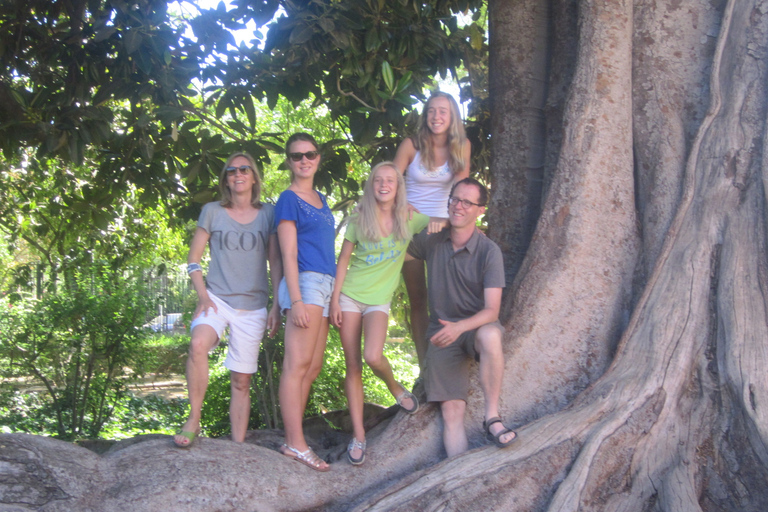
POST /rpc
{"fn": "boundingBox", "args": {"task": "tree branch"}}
[336,76,385,112]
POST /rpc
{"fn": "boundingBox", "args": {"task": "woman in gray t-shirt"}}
[174,152,282,448]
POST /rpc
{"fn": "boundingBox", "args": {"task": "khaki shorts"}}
[424,321,502,402]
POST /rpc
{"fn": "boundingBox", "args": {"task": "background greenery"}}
[0,0,485,441]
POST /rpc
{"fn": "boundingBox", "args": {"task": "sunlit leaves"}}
[0,0,488,275]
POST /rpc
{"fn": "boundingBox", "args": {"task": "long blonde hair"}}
[219,152,262,208]
[412,91,467,175]
[353,162,411,243]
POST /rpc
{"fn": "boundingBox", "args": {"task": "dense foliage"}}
[0,268,155,439]
[0,0,480,441]
[0,0,487,223]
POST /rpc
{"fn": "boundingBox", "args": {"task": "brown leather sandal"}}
[483,417,517,448]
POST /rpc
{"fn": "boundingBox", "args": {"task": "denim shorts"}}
[278,271,335,317]
[338,293,390,316]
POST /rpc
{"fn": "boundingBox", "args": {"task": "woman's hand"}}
[407,203,420,220]
[290,301,310,328]
[330,299,342,328]
[193,296,217,320]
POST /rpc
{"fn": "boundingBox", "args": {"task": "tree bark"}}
[3,0,768,510]
[488,0,551,286]
[491,0,639,428]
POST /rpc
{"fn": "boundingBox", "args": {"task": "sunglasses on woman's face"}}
[225,165,253,176]
[287,151,320,162]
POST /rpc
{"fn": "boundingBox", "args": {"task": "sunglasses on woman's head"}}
[225,165,253,176]
[287,151,320,162]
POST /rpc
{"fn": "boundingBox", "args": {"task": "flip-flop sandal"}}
[347,437,366,466]
[483,417,517,448]
[281,443,331,472]
[174,429,199,448]
[395,384,419,414]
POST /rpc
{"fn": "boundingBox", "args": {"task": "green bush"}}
[0,304,418,440]
[0,390,59,435]
[0,267,155,440]
[99,393,188,439]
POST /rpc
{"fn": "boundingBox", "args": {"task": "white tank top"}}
[405,151,453,218]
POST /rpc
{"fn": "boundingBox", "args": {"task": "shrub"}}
[0,267,155,440]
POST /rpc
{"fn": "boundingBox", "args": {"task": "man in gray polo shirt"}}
[408,178,516,456]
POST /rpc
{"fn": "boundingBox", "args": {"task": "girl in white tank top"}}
[392,92,471,370]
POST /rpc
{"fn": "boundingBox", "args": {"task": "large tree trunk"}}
[3,0,768,510]
[488,0,550,285]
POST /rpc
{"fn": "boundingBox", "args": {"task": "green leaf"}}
[156,106,184,124]
[396,71,413,93]
[122,30,143,54]
[318,18,335,33]
[469,23,484,51]
[192,189,216,204]
[185,161,202,185]
[364,27,380,52]
[93,27,117,43]
[381,61,394,92]
[289,24,315,45]
[93,211,110,230]
[394,93,418,106]
[243,96,256,128]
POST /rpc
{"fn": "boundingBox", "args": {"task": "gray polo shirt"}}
[408,227,505,335]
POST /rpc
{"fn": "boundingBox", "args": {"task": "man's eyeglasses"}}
[225,165,253,176]
[287,151,320,162]
[448,196,485,209]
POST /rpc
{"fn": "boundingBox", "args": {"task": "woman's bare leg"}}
[402,258,429,369]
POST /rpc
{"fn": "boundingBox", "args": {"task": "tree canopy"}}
[0,0,489,278]
[0,0,487,206]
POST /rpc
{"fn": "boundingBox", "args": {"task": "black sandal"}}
[483,417,517,447]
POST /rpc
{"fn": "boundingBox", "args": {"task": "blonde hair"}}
[353,162,411,243]
[413,91,467,176]
[219,152,262,208]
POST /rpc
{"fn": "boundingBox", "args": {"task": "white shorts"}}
[190,291,268,374]
[338,293,390,316]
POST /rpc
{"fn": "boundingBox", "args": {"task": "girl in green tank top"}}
[330,162,429,466]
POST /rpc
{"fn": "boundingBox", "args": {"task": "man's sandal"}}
[395,384,419,414]
[281,443,330,472]
[347,437,366,466]
[173,429,199,448]
[483,417,517,448]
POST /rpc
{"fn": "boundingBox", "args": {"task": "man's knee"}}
[189,326,218,357]
[475,323,503,357]
[440,400,466,425]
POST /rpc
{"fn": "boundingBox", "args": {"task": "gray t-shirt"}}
[197,201,275,310]
[408,227,505,336]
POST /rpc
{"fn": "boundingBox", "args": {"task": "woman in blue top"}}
[275,133,335,472]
